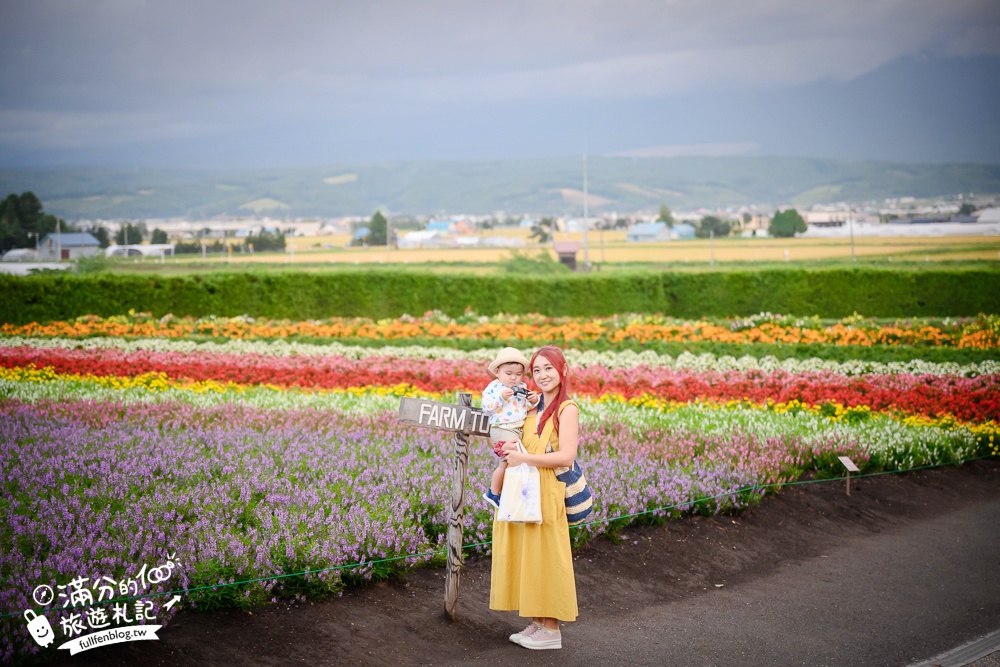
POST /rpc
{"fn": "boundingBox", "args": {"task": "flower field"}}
[2,311,998,663]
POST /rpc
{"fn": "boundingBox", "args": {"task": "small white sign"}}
[837,456,859,472]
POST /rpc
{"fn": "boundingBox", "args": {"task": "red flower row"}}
[2,346,998,422]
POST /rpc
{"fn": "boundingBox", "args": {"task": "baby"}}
[481,347,539,510]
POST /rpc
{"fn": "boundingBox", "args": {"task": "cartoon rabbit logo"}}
[24,610,55,648]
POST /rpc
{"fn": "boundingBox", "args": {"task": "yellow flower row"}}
[0,365,440,399]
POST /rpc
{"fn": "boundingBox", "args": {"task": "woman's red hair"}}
[531,346,570,436]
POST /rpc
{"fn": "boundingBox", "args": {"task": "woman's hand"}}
[502,440,526,466]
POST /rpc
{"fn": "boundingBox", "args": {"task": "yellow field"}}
[171,234,1000,267]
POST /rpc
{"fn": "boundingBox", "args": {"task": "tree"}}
[244,230,285,252]
[656,204,675,228]
[150,228,169,244]
[0,191,70,253]
[84,225,112,248]
[769,209,807,238]
[696,215,732,238]
[368,211,388,246]
[958,203,976,216]
[115,222,146,245]
[529,217,555,244]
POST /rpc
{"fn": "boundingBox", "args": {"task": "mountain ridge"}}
[1,156,997,220]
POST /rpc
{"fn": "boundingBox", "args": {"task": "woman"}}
[490,345,579,651]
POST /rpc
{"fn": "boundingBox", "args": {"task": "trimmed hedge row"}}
[3,268,999,324]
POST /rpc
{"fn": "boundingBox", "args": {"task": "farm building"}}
[398,230,445,249]
[626,222,672,242]
[106,243,175,258]
[671,223,696,240]
[38,232,101,260]
[426,220,452,233]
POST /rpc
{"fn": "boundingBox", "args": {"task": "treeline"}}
[2,268,999,325]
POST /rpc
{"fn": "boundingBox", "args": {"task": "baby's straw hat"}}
[488,347,530,375]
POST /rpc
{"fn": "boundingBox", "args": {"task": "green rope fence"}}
[2,453,994,622]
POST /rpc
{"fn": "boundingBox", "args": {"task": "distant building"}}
[626,222,673,242]
[805,212,847,228]
[39,232,101,261]
[398,230,445,249]
[671,223,696,240]
[106,243,174,258]
[426,220,452,233]
[1,248,39,261]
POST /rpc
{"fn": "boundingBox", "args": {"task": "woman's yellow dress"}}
[489,402,578,622]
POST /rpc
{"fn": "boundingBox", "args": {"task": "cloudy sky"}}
[1,0,999,168]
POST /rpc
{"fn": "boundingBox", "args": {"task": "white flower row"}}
[3,335,996,377]
[1,376,980,471]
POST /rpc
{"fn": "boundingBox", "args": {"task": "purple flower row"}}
[1,398,822,662]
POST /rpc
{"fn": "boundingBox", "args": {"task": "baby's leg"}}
[490,460,507,495]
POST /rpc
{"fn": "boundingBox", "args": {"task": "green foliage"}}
[368,211,387,246]
[769,209,807,238]
[73,254,111,274]
[150,228,169,244]
[244,230,286,252]
[529,217,555,243]
[85,224,112,248]
[696,215,732,238]
[657,204,675,227]
[3,267,1000,326]
[115,222,146,245]
[174,239,228,254]
[500,250,571,274]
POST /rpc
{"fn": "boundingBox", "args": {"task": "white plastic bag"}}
[497,444,543,524]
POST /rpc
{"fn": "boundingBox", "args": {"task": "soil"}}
[44,460,1000,667]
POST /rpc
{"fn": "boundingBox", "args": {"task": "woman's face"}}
[531,354,561,394]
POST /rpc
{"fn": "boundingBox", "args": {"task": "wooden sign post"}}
[398,394,490,621]
[838,456,859,496]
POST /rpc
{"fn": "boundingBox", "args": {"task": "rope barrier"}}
[2,453,994,622]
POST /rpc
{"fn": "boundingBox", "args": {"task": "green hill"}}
[1,157,997,219]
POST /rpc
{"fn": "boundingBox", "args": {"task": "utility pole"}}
[848,207,855,261]
[583,153,590,272]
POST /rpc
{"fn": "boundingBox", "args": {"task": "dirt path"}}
[48,460,1000,667]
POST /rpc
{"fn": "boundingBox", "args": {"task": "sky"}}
[1,0,999,168]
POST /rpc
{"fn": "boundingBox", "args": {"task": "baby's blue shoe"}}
[483,489,501,510]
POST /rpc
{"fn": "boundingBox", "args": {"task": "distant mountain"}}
[1,157,998,219]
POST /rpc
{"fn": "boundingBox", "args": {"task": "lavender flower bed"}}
[2,398,782,662]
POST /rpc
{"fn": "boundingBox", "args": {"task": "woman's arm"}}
[503,404,579,468]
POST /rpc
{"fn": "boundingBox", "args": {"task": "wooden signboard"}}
[397,394,489,621]
[397,397,491,438]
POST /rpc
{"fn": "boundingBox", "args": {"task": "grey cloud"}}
[1,0,998,165]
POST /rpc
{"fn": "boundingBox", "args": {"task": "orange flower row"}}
[3,312,998,349]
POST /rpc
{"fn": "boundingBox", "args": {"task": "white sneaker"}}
[518,626,561,650]
[509,621,541,644]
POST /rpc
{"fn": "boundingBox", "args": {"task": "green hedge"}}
[3,268,999,324]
